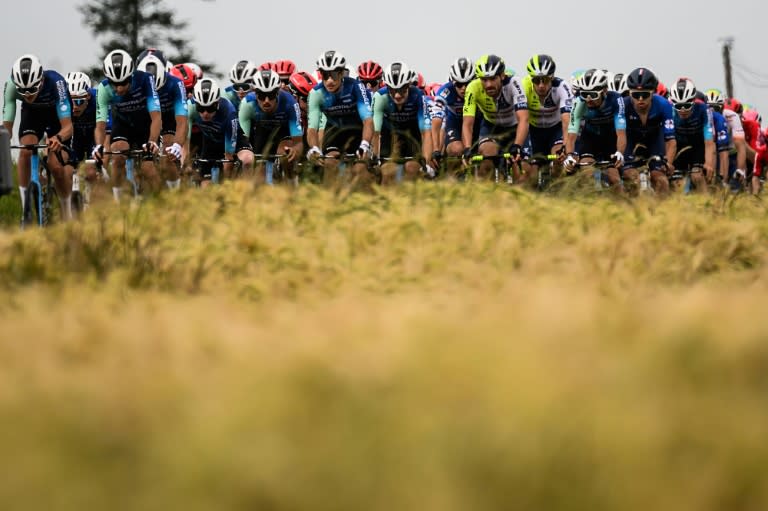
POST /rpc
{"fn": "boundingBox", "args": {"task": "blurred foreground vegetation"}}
[0,182,767,510]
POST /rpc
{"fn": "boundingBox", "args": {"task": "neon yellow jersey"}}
[462,76,527,127]
[522,76,573,128]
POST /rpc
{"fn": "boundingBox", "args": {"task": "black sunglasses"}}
[388,85,409,96]
[630,90,652,100]
[320,69,344,81]
[453,81,470,88]
[72,97,88,106]
[17,84,40,95]
[256,90,279,101]
[232,82,251,92]
[531,76,552,85]
[580,90,601,100]
[197,103,218,113]
[673,102,694,111]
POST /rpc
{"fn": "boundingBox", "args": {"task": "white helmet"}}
[580,68,608,91]
[608,72,628,94]
[66,72,91,97]
[185,62,203,80]
[193,78,221,107]
[137,54,167,89]
[103,49,134,83]
[669,78,697,104]
[165,60,174,73]
[383,62,412,90]
[252,69,281,93]
[229,60,256,85]
[316,50,346,71]
[448,57,474,83]
[11,54,44,90]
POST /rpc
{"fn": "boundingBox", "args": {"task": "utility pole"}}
[721,37,734,98]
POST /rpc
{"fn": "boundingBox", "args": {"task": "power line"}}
[733,60,768,80]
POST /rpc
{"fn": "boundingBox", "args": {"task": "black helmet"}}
[626,67,658,91]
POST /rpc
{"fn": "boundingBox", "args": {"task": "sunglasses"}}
[453,81,470,88]
[232,83,251,92]
[580,90,601,100]
[630,90,652,100]
[320,69,344,81]
[197,103,218,113]
[257,90,279,101]
[531,76,552,85]
[109,78,131,88]
[72,97,88,106]
[388,85,409,96]
[17,84,40,95]
[673,102,694,111]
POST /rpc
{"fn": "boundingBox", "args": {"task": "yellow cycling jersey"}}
[462,76,527,127]
[522,76,573,129]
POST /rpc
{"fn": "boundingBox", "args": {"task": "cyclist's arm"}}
[238,98,253,137]
[173,83,189,147]
[703,109,715,170]
[565,100,584,154]
[372,91,386,133]
[3,78,17,132]
[514,109,529,147]
[306,88,323,149]
[356,83,373,146]
[662,102,676,166]
[614,97,627,155]
[148,111,161,146]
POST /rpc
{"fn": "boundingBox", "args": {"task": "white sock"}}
[112,187,121,202]
[19,186,26,213]
[166,179,180,189]
[61,195,73,220]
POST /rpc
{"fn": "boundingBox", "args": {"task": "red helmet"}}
[288,71,317,97]
[357,60,383,81]
[656,81,668,98]
[259,61,276,71]
[743,108,761,124]
[274,59,296,76]
[725,97,743,114]
[170,63,197,91]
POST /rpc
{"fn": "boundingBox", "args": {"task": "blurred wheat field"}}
[1,182,768,510]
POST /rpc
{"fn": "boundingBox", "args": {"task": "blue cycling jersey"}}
[673,102,714,146]
[223,86,245,111]
[307,77,372,130]
[373,86,431,133]
[188,97,240,154]
[3,70,71,122]
[435,81,465,121]
[96,70,160,125]
[568,90,626,137]
[710,109,730,152]
[239,89,302,137]
[156,74,188,117]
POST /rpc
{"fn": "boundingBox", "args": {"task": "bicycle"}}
[527,153,560,192]
[12,143,56,228]
[571,153,618,191]
[103,148,156,197]
[469,152,520,184]
[189,157,239,187]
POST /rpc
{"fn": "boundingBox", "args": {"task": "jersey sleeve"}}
[660,99,676,140]
[372,91,387,132]
[307,88,323,130]
[419,93,431,131]
[287,95,303,137]
[462,80,482,118]
[144,76,161,113]
[511,77,528,111]
[557,81,573,113]
[187,100,197,140]
[224,111,238,155]
[613,95,626,131]
[714,113,730,152]
[173,80,188,117]
[568,99,585,134]
[702,107,714,142]
[238,96,254,136]
[3,78,17,123]
[52,73,72,121]
[96,82,113,123]
[355,81,372,122]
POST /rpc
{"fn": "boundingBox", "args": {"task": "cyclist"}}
[93,49,162,199]
[371,62,434,184]
[3,54,74,224]
[288,71,317,150]
[66,71,108,207]
[185,62,204,81]
[461,54,529,181]
[621,67,676,194]
[357,60,384,92]
[306,50,374,189]
[521,54,572,187]
[239,69,303,185]
[703,89,731,185]
[433,57,475,178]
[719,97,749,191]
[137,53,188,190]
[668,78,713,193]
[564,68,627,190]
[224,60,257,111]
[186,78,253,186]
[273,60,296,90]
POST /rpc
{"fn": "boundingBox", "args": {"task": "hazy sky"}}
[4,0,768,117]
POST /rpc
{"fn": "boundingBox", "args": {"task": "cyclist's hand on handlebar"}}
[165,142,183,161]
[611,151,625,168]
[508,143,523,162]
[91,144,104,164]
[143,141,160,155]
[47,134,64,152]
[306,145,322,163]
[461,148,472,167]
[563,152,578,173]
[284,145,299,163]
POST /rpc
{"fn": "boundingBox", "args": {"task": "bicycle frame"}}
[12,144,51,227]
